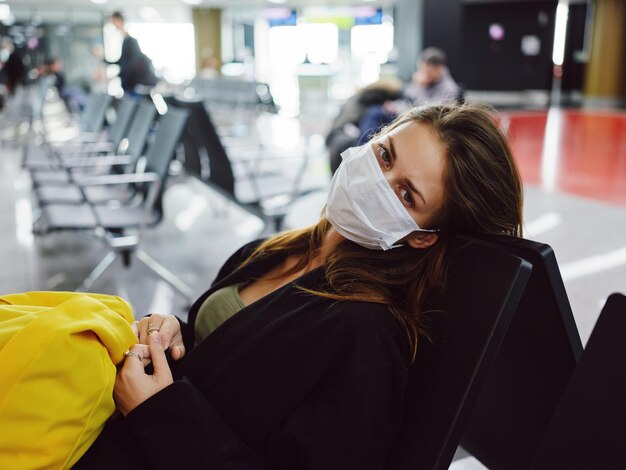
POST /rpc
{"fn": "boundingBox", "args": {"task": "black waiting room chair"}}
[530,292,626,470]
[384,235,532,470]
[34,105,192,303]
[458,236,584,470]
[22,92,113,166]
[31,100,157,205]
[24,95,139,173]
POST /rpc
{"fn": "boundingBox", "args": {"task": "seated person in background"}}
[359,47,462,143]
[44,57,71,110]
[404,47,462,108]
[325,77,404,173]
[0,103,522,469]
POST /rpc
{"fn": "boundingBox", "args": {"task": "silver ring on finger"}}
[123,349,143,362]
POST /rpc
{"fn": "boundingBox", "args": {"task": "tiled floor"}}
[1,98,625,468]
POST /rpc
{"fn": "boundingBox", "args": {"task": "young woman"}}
[75,102,523,469]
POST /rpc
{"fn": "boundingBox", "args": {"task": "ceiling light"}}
[182,0,202,5]
[139,6,161,21]
[0,4,10,20]
[90,0,108,4]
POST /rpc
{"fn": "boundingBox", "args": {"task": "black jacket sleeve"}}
[125,378,264,469]
[124,366,407,469]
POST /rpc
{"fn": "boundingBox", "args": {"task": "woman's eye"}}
[399,188,414,206]
[378,146,391,167]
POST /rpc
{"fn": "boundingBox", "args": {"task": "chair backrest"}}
[530,292,626,470]
[123,100,158,162]
[108,97,138,149]
[81,93,112,133]
[144,107,188,178]
[384,236,532,470]
[78,93,99,125]
[140,106,188,215]
[460,236,584,470]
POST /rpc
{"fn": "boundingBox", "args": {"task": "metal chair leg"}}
[79,251,117,291]
[135,249,194,304]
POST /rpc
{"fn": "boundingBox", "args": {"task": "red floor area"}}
[500,109,626,206]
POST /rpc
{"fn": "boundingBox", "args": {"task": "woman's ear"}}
[406,232,439,249]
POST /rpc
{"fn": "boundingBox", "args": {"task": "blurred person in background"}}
[325,77,405,174]
[102,11,158,97]
[45,57,86,113]
[404,47,462,107]
[358,47,462,144]
[45,58,66,98]
[1,42,26,96]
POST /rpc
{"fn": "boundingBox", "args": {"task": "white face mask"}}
[326,143,438,251]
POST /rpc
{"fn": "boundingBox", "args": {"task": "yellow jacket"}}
[0,291,136,469]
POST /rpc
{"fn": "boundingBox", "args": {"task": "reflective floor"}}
[503,109,626,205]
[1,102,625,469]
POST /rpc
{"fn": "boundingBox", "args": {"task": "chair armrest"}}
[66,132,104,143]
[77,172,159,186]
[63,155,133,168]
[57,141,116,155]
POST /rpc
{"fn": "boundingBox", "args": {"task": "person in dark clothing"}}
[107,11,157,96]
[2,48,26,95]
[71,103,524,469]
[44,58,66,96]
[325,78,404,174]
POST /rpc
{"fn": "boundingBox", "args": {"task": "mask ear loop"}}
[386,228,445,250]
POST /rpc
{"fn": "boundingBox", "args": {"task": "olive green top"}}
[194,283,245,346]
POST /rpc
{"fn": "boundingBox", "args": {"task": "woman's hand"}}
[133,314,186,360]
[114,332,174,416]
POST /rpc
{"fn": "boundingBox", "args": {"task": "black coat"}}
[77,240,409,469]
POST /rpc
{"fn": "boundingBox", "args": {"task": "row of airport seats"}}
[24,91,194,303]
[186,77,279,115]
[162,94,320,231]
[17,87,626,468]
[181,78,279,150]
[23,87,314,301]
[172,78,322,230]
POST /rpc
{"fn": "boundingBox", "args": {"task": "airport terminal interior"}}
[1,0,625,468]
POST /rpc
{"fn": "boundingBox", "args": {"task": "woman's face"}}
[370,121,447,229]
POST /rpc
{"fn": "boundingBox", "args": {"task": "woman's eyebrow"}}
[388,135,427,206]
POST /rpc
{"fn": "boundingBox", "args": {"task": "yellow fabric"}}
[0,291,137,470]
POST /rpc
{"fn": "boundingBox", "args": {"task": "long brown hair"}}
[242,103,524,361]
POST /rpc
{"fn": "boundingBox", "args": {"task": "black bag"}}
[133,53,158,87]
